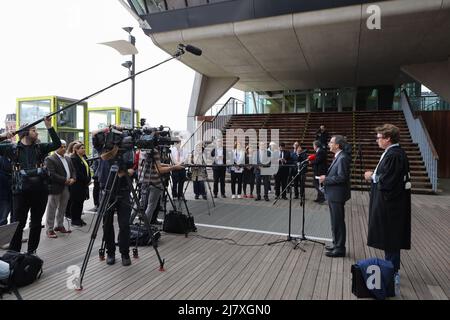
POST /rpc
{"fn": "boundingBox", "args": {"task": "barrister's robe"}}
[367,146,411,251]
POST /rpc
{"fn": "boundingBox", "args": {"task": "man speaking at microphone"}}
[318,135,351,258]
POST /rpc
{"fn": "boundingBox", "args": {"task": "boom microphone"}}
[179,44,202,56]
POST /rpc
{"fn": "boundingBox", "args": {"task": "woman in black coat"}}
[70,143,91,226]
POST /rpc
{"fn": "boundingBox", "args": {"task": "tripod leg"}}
[77,166,119,290]
[126,175,165,271]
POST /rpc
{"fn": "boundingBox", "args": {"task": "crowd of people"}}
[0,121,412,294]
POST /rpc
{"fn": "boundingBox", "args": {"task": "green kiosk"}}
[16,96,89,152]
[16,97,139,155]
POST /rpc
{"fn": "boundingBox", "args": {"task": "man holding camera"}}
[139,145,184,225]
[93,127,135,267]
[0,117,61,253]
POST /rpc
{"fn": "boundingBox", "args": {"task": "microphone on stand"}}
[298,154,316,167]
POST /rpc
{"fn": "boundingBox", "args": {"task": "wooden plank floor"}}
[2,190,449,300]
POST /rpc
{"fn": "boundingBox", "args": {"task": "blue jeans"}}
[385,250,401,273]
[0,199,12,226]
[0,260,10,280]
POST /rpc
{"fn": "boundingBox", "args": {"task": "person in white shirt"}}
[44,140,76,237]
[230,142,245,199]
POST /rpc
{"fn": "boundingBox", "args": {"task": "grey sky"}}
[0,0,242,132]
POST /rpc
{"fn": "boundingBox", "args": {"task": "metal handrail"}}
[401,90,439,192]
[181,97,245,153]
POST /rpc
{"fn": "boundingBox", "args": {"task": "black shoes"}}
[71,219,86,227]
[325,250,345,258]
[255,196,261,201]
[221,194,226,198]
[264,196,269,201]
[325,244,335,251]
[214,194,218,198]
[121,254,131,266]
[106,255,115,265]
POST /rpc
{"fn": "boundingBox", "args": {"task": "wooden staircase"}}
[223,111,433,194]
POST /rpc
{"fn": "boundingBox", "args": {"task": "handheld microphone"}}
[179,44,202,56]
[298,154,316,166]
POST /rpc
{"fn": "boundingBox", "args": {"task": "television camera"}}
[92,125,180,166]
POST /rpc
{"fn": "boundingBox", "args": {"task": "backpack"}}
[0,251,43,288]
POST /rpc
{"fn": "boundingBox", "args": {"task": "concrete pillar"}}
[402,59,450,103]
[187,72,239,133]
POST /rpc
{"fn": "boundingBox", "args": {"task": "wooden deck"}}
[2,189,449,300]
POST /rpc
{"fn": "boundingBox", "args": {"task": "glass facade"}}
[18,99,51,142]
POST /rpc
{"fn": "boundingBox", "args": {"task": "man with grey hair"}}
[44,140,76,238]
[319,135,351,257]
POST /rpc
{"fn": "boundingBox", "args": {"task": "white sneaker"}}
[232,195,236,199]
[237,195,242,199]
[394,272,401,296]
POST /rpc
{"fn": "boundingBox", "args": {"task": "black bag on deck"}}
[163,210,196,234]
[0,251,43,288]
[129,223,160,246]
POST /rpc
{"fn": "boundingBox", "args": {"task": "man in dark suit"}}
[44,140,76,237]
[319,135,351,258]
[275,142,291,200]
[315,125,330,149]
[310,140,327,203]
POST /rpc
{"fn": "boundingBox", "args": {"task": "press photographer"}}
[92,126,135,266]
[135,127,184,225]
[0,116,61,253]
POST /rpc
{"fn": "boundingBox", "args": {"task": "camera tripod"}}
[268,163,325,250]
[75,162,165,290]
[182,151,215,215]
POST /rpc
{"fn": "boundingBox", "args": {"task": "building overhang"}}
[136,0,450,92]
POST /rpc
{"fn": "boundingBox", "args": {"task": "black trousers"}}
[275,172,288,198]
[171,170,186,198]
[70,198,85,224]
[242,169,255,195]
[255,172,270,197]
[313,178,325,201]
[328,201,346,252]
[230,172,243,195]
[93,177,100,207]
[10,190,48,253]
[102,189,131,256]
[212,167,226,196]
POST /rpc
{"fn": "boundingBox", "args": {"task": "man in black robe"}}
[364,124,411,293]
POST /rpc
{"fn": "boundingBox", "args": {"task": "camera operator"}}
[93,127,135,267]
[139,145,184,224]
[0,116,61,253]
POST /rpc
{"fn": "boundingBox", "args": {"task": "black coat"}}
[367,146,411,251]
[311,147,328,176]
[275,149,291,177]
[70,155,91,202]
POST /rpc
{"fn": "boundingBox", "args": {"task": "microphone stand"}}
[267,162,308,250]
